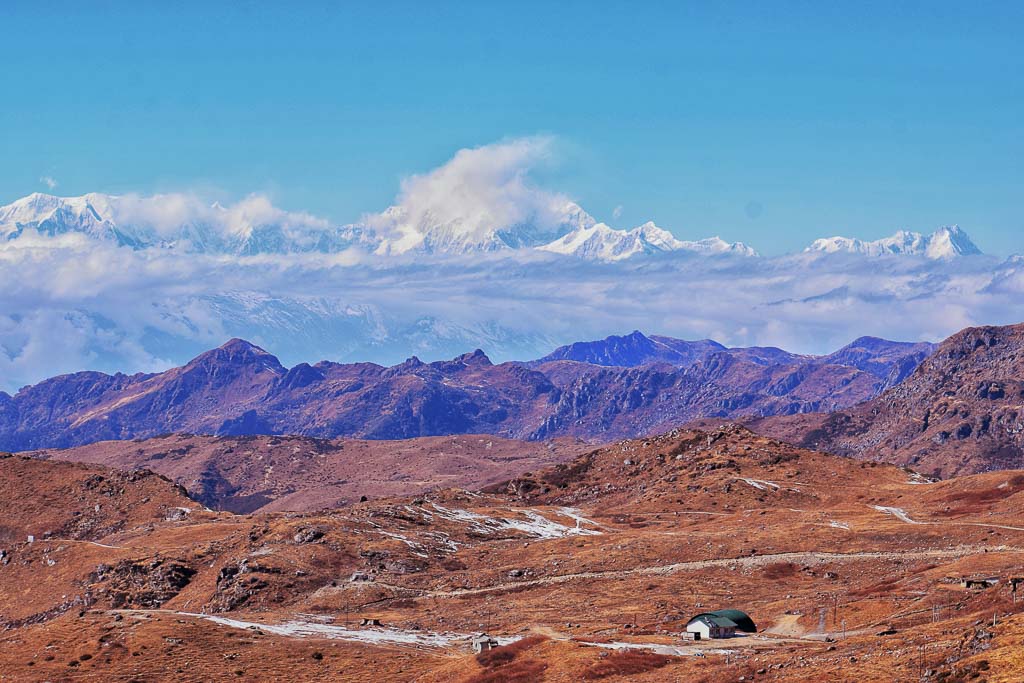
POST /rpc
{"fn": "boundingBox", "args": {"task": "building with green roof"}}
[685,609,756,640]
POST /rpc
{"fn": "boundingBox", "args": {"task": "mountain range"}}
[804,226,981,259]
[537,221,758,260]
[0,192,982,260]
[0,330,934,451]
[748,322,1024,477]
[11,321,1024,479]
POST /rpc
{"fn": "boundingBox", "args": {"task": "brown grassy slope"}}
[4,427,1024,680]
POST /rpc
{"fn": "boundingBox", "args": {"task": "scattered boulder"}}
[293,527,325,544]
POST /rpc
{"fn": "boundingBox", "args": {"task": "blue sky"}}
[3,1,1022,255]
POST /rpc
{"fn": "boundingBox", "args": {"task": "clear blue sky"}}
[3,1,1021,255]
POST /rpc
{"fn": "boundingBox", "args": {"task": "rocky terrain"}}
[3,426,1024,681]
[536,330,934,383]
[25,433,590,513]
[0,332,933,451]
[749,323,1024,477]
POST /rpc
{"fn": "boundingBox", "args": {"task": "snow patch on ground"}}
[184,613,516,650]
[430,504,601,539]
[829,520,851,530]
[741,478,781,491]
[377,531,429,558]
[871,506,921,524]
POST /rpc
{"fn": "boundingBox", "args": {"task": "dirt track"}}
[368,545,1024,598]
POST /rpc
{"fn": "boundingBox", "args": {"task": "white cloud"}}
[0,138,1017,392]
[0,225,1018,394]
[103,192,330,239]
[367,137,590,254]
[612,205,623,219]
[39,176,58,190]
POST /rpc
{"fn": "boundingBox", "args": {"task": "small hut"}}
[684,609,757,640]
[472,634,499,653]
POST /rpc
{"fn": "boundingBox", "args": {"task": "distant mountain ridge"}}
[804,226,981,259]
[0,192,983,260]
[0,192,752,260]
[0,331,935,451]
[0,192,370,255]
[532,330,727,367]
[537,221,757,260]
[536,330,933,380]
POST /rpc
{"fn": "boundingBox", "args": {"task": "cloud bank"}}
[1,137,1020,392]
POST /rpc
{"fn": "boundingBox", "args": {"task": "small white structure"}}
[686,615,738,640]
[472,634,499,653]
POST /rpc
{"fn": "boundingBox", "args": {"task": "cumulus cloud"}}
[39,176,58,190]
[102,192,330,240]
[367,137,590,254]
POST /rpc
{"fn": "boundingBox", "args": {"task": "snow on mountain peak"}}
[805,226,981,259]
[0,192,361,255]
[369,198,596,256]
[925,225,981,259]
[537,221,757,261]
[0,192,119,241]
[0,187,974,264]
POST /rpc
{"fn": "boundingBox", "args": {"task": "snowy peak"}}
[0,192,366,254]
[0,192,117,241]
[537,221,757,261]
[805,226,981,259]
[537,222,662,261]
[924,225,981,259]
[370,199,596,256]
[0,191,977,262]
[677,235,759,257]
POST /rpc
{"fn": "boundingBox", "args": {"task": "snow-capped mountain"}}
[0,192,121,241]
[0,192,370,254]
[0,192,757,261]
[0,192,595,258]
[0,192,978,263]
[805,226,981,259]
[538,221,757,261]
[368,199,597,255]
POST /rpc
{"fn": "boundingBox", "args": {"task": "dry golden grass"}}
[580,650,673,679]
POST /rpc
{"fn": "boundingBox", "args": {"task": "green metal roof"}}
[689,609,757,633]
